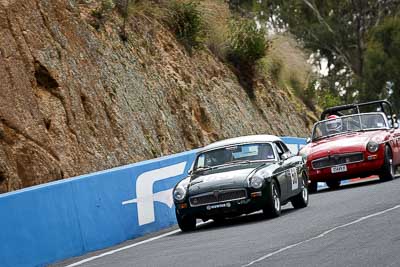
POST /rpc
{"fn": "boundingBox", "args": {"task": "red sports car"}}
[300,100,400,192]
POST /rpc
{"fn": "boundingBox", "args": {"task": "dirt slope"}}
[0,0,314,193]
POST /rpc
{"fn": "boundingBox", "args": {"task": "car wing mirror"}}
[306,137,311,144]
[188,169,193,175]
[392,114,398,129]
[281,153,290,161]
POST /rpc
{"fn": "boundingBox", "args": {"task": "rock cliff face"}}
[0,0,315,193]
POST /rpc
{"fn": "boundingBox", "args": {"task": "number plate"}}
[331,165,347,173]
[206,202,231,210]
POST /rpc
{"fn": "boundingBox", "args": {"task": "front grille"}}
[312,152,364,169]
[189,189,247,207]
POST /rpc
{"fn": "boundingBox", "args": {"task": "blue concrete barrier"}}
[0,137,305,267]
[281,136,307,154]
[0,150,198,267]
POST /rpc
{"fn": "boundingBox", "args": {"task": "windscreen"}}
[195,143,275,170]
[312,113,388,140]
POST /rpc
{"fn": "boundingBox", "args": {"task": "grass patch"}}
[227,18,267,66]
[257,56,283,82]
[199,0,231,60]
[289,75,317,111]
[226,18,268,98]
[259,34,317,110]
[126,0,167,19]
[167,1,206,52]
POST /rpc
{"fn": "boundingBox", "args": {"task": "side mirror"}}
[281,152,290,161]
[188,169,193,175]
[393,114,398,129]
[306,138,311,144]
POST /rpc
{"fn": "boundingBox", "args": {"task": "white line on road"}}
[65,221,207,267]
[65,229,181,267]
[242,204,400,267]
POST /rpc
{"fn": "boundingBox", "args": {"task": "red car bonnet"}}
[307,131,386,160]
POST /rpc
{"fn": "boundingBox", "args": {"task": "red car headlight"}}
[366,141,379,153]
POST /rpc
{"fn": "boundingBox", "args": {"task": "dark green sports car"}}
[173,135,309,231]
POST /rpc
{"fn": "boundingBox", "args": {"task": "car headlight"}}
[249,174,264,189]
[367,141,379,153]
[173,187,187,201]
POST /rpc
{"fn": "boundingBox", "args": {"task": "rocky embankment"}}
[0,0,315,193]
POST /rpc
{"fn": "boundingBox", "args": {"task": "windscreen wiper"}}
[192,166,219,173]
[193,160,252,173]
[223,160,252,166]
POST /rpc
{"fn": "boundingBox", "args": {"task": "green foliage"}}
[227,18,267,66]
[229,0,400,106]
[258,56,282,81]
[168,1,205,51]
[226,18,268,98]
[289,76,317,112]
[317,89,342,110]
[363,17,400,110]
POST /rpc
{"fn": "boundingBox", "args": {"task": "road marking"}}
[65,230,181,267]
[242,204,400,267]
[65,221,207,267]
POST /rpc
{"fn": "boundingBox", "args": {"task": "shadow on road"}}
[311,175,400,195]
[175,206,298,234]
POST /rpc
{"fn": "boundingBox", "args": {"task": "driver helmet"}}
[326,114,342,133]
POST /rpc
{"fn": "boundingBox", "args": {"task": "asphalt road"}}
[57,177,400,267]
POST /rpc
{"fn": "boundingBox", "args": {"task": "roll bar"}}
[320,100,397,128]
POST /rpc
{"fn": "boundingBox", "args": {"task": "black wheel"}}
[379,145,395,182]
[263,179,281,218]
[308,181,318,193]
[326,180,341,190]
[291,177,309,209]
[176,210,196,232]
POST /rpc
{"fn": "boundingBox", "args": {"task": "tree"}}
[363,16,400,110]
[228,0,400,105]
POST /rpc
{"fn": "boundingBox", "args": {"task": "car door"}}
[272,141,292,200]
[392,126,400,165]
[275,141,302,199]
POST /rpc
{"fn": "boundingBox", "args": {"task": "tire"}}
[308,181,318,193]
[379,145,395,182]
[263,179,281,218]
[176,210,196,232]
[326,180,341,190]
[291,177,309,209]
